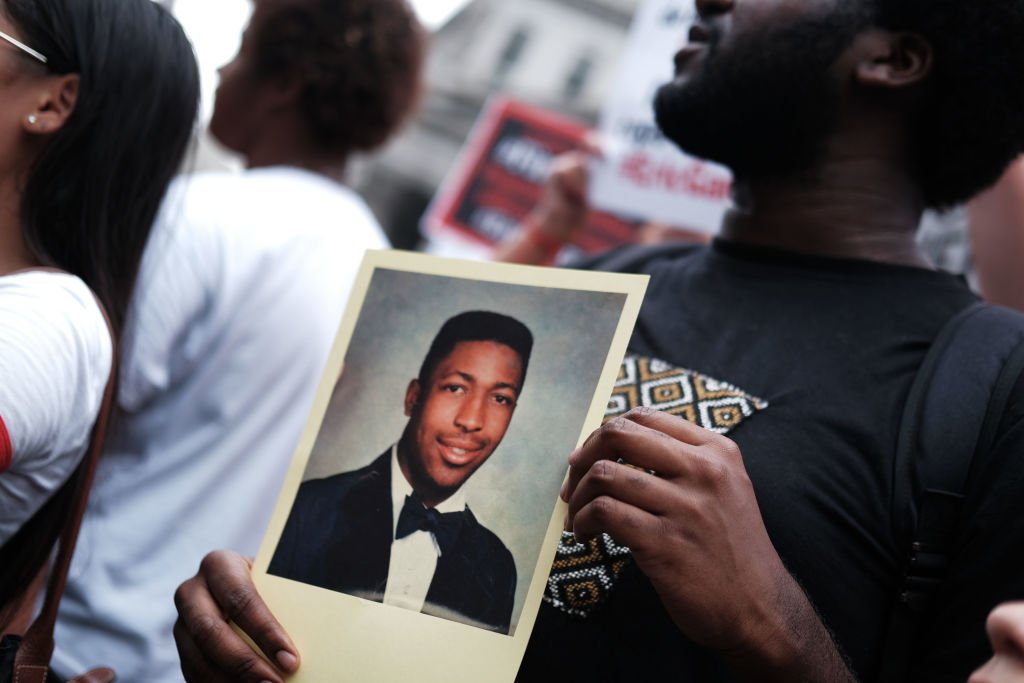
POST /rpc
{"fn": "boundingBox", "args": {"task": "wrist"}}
[521,214,566,261]
[721,570,853,683]
[721,608,802,681]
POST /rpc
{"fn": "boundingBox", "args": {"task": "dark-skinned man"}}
[170,0,1024,681]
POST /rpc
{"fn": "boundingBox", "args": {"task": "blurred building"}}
[352,0,642,249]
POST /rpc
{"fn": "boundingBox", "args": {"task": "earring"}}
[27,114,38,125]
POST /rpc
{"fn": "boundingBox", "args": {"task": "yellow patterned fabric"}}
[606,355,768,432]
[544,354,768,618]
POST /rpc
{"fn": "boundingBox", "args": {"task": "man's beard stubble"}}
[654,11,871,182]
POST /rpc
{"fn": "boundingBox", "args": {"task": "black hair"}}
[0,0,199,623]
[417,311,534,390]
[870,0,1024,208]
[252,0,426,154]
[6,0,200,336]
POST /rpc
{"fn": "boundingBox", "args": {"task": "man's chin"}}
[653,84,727,164]
[653,86,832,180]
[654,123,737,174]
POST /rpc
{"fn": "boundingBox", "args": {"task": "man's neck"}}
[719,136,931,268]
[395,439,452,510]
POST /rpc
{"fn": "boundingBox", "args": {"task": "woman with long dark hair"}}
[0,0,199,624]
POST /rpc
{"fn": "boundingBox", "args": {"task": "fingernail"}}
[559,479,568,501]
[277,650,299,671]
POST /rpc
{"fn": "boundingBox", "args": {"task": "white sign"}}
[589,0,732,233]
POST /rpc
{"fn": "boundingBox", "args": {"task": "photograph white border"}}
[253,250,647,682]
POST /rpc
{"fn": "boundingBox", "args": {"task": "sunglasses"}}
[0,29,47,64]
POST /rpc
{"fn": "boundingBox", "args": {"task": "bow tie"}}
[395,495,465,555]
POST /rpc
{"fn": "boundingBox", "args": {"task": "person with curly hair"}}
[49,0,426,680]
[171,0,1024,681]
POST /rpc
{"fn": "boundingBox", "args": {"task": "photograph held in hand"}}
[253,250,645,682]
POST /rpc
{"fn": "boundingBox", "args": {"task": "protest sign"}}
[588,0,732,233]
[423,96,640,256]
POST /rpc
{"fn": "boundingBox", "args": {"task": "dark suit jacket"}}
[268,451,517,633]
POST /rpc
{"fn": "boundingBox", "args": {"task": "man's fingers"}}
[565,408,718,497]
[174,618,234,683]
[564,417,652,496]
[66,668,116,683]
[620,407,729,452]
[571,493,658,549]
[567,458,676,524]
[579,131,605,158]
[201,551,300,674]
[173,560,290,683]
[550,154,589,203]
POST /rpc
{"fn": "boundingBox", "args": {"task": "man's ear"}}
[22,73,80,135]
[404,379,421,418]
[853,29,933,90]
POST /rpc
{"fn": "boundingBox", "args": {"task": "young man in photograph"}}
[269,311,532,633]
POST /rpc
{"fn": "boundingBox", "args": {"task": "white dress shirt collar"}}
[388,443,467,541]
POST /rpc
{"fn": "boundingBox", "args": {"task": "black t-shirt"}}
[519,240,1024,683]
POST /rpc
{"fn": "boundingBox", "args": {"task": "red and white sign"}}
[589,0,732,233]
[423,96,641,257]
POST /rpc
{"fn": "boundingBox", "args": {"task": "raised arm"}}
[492,150,591,265]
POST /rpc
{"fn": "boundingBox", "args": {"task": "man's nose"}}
[454,395,485,432]
[695,0,733,18]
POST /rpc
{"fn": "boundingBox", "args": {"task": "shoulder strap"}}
[12,298,118,683]
[879,303,1024,683]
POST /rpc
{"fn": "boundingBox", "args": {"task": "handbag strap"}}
[11,275,118,683]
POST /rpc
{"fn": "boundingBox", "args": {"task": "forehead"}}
[432,341,524,384]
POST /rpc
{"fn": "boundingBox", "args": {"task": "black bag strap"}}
[879,303,1024,682]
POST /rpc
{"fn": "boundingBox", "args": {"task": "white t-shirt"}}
[52,167,389,682]
[0,271,111,545]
